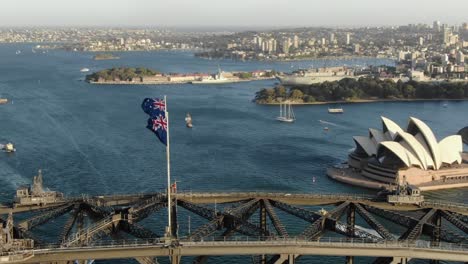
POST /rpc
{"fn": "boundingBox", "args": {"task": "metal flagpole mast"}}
[165,95,172,237]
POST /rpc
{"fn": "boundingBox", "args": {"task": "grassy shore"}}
[257,98,468,105]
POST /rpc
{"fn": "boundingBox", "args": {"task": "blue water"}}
[0,44,466,263]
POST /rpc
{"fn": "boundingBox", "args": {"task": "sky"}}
[1,0,467,28]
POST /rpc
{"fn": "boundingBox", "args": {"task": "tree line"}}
[255,77,468,103]
[86,67,160,82]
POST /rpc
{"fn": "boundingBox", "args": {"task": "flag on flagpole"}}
[146,114,168,145]
[142,97,168,145]
[141,98,166,118]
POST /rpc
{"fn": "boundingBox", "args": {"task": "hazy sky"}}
[1,0,467,28]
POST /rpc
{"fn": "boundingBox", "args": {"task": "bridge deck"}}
[15,238,468,263]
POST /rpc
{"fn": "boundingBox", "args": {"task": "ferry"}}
[0,98,8,104]
[80,68,90,72]
[328,107,344,114]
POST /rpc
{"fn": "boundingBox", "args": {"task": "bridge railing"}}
[26,236,468,253]
[423,200,468,210]
[174,191,381,201]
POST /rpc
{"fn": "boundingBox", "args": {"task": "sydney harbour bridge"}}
[1,173,468,264]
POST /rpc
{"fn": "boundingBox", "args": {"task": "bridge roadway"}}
[173,192,468,214]
[3,191,468,215]
[12,237,468,263]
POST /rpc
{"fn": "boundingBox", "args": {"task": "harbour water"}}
[0,44,467,263]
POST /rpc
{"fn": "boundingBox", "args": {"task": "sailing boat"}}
[185,113,193,128]
[276,102,295,122]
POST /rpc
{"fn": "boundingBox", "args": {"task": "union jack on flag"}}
[141,98,166,118]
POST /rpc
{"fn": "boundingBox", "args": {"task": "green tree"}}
[289,89,304,100]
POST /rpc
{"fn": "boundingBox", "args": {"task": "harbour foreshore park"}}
[328,116,468,191]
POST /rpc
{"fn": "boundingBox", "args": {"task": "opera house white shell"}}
[348,116,466,186]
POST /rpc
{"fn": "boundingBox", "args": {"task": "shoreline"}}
[89,77,274,85]
[257,98,468,106]
[196,54,395,62]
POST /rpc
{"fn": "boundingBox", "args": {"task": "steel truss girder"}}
[440,210,468,234]
[178,200,217,221]
[60,204,82,243]
[188,216,224,241]
[355,203,394,240]
[401,208,437,241]
[83,202,114,219]
[450,212,468,223]
[264,199,288,237]
[65,214,119,246]
[270,200,322,223]
[120,221,160,240]
[190,200,264,264]
[18,203,74,230]
[128,194,166,221]
[130,201,166,222]
[363,205,468,243]
[300,202,350,239]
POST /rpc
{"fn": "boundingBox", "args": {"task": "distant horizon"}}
[0,21,465,31]
[1,0,467,29]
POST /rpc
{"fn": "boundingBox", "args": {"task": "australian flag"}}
[142,98,167,146]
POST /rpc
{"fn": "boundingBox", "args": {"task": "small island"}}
[86,67,276,85]
[93,53,120,60]
[85,67,160,83]
[254,77,468,104]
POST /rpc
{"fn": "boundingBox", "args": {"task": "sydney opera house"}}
[328,116,468,190]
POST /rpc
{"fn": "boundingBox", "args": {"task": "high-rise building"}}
[330,33,335,43]
[456,51,465,65]
[433,21,441,31]
[254,36,263,50]
[346,33,351,45]
[443,28,452,45]
[282,39,290,54]
[419,37,424,46]
[321,38,326,46]
[293,35,299,49]
[266,38,277,53]
[442,54,450,66]
[354,44,360,53]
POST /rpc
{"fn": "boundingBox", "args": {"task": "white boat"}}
[0,98,8,104]
[328,107,344,114]
[1,143,16,153]
[15,50,21,55]
[80,68,90,72]
[185,113,193,128]
[276,102,295,122]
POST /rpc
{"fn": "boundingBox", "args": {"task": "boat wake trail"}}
[318,120,345,128]
[40,103,109,192]
[0,162,28,189]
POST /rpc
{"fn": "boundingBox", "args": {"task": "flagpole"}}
[165,95,172,237]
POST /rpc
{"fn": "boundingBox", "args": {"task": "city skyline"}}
[1,0,468,28]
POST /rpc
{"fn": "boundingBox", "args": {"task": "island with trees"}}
[86,67,276,85]
[85,67,160,83]
[93,53,120,60]
[254,77,468,104]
